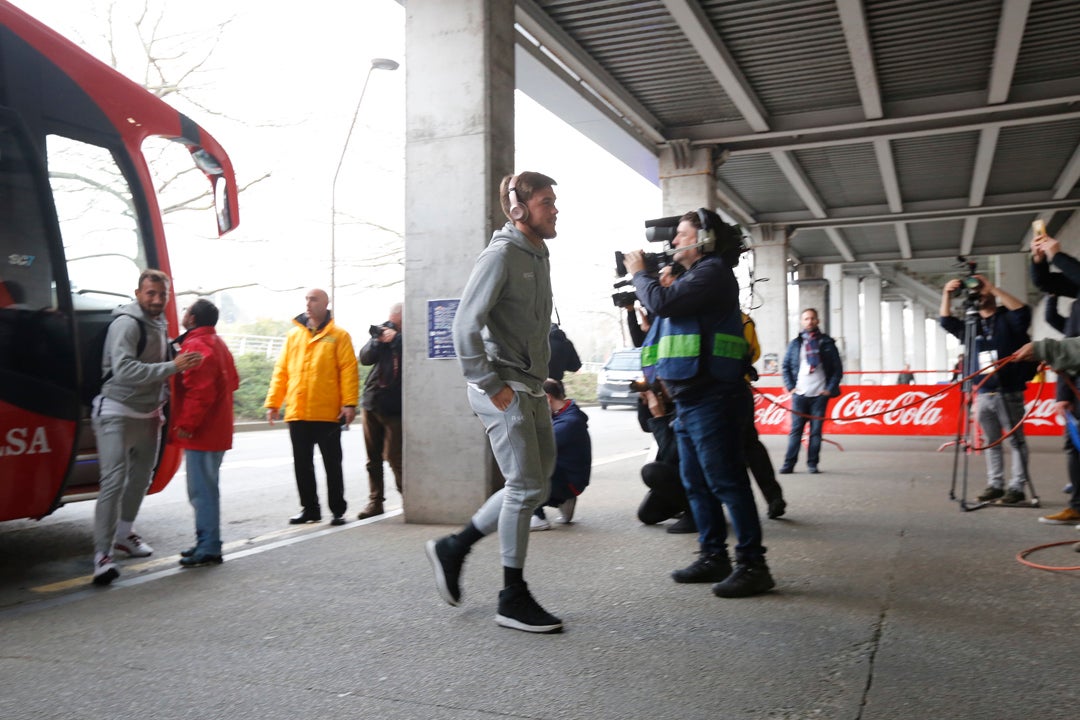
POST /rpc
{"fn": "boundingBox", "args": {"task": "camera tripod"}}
[947,292,1041,511]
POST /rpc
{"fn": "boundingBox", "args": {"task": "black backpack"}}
[80,317,146,406]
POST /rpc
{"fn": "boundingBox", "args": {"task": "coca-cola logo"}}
[831,391,945,427]
[753,392,790,426]
[1023,398,1065,428]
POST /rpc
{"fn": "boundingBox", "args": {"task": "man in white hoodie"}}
[425,171,563,634]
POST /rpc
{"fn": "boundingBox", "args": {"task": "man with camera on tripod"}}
[939,273,1033,504]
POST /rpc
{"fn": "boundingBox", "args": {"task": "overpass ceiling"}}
[514,0,1080,270]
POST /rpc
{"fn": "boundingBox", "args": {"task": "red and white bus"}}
[0,1,239,521]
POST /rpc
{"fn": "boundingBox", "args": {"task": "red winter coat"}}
[172,327,239,452]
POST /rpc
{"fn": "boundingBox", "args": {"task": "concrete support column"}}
[885,301,905,378]
[995,253,1027,300]
[824,264,843,347]
[932,322,951,383]
[841,275,861,382]
[659,145,716,216]
[748,224,789,385]
[911,303,927,379]
[402,0,515,523]
[862,277,883,382]
[796,264,827,325]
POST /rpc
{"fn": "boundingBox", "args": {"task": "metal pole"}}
[329,58,398,313]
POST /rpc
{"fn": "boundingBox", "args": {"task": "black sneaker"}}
[712,560,775,598]
[977,486,1004,502]
[767,498,787,519]
[425,536,469,607]
[495,582,563,633]
[1000,488,1026,504]
[671,552,732,583]
[778,465,794,475]
[666,512,697,534]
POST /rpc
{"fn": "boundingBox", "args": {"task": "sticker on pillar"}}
[428,299,459,359]
[762,353,779,375]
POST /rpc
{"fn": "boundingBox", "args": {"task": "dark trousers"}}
[288,421,346,517]
[784,394,829,469]
[361,408,403,503]
[1065,431,1080,511]
[742,389,783,503]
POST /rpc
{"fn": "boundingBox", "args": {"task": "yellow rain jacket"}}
[265,315,359,423]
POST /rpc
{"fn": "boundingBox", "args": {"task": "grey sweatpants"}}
[91,413,162,556]
[975,391,1029,490]
[467,385,555,569]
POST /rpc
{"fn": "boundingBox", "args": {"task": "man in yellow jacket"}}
[265,288,359,526]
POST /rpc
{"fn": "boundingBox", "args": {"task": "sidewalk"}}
[1,435,1076,719]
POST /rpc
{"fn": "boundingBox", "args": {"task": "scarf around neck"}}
[802,329,821,373]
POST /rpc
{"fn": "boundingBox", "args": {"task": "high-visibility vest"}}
[641,312,748,385]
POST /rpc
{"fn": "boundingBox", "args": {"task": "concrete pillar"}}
[796,264,827,326]
[911,303,927,379]
[885,301,905,379]
[841,275,861,382]
[824,264,843,348]
[932,321,951,383]
[862,277,883,382]
[403,0,515,523]
[659,145,716,216]
[995,253,1027,300]
[748,224,789,385]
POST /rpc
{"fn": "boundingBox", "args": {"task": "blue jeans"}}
[674,386,764,563]
[784,394,829,469]
[185,449,225,555]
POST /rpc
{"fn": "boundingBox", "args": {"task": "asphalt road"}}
[0,403,647,611]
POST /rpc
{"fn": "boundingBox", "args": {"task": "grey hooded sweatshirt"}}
[99,301,178,413]
[453,222,553,396]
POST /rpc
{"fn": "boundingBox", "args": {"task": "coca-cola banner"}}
[753,384,1061,436]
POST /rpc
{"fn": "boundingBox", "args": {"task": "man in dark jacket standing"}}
[172,299,239,567]
[357,302,403,520]
[780,308,843,474]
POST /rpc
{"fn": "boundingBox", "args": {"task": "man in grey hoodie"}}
[425,171,564,633]
[91,269,202,585]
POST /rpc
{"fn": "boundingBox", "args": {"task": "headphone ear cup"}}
[508,185,529,222]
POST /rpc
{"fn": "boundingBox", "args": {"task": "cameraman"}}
[625,209,774,599]
[357,302,403,520]
[939,275,1032,504]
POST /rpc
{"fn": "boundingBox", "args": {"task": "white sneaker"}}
[92,554,119,586]
[557,496,576,524]
[529,515,551,532]
[114,532,153,558]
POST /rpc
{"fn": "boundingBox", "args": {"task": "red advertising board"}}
[753,384,1061,437]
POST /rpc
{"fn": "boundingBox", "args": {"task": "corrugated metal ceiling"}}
[521,0,1080,300]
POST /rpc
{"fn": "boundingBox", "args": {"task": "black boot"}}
[712,558,775,598]
[666,511,697,534]
[671,551,732,583]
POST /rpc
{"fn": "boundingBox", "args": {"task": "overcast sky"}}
[13,0,662,359]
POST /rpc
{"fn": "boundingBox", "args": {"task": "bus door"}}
[0,109,79,522]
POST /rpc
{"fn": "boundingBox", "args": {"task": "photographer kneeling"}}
[624,209,774,599]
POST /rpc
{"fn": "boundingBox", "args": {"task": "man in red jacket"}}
[172,299,239,567]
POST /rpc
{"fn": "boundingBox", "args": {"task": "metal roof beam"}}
[677,94,1080,151]
[873,139,903,213]
[960,217,978,256]
[895,223,912,260]
[660,0,770,132]
[836,0,882,120]
[988,0,1033,104]
[514,0,666,145]
[714,178,757,226]
[777,197,1080,229]
[969,127,1000,207]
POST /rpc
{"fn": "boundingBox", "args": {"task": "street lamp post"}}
[330,57,399,313]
